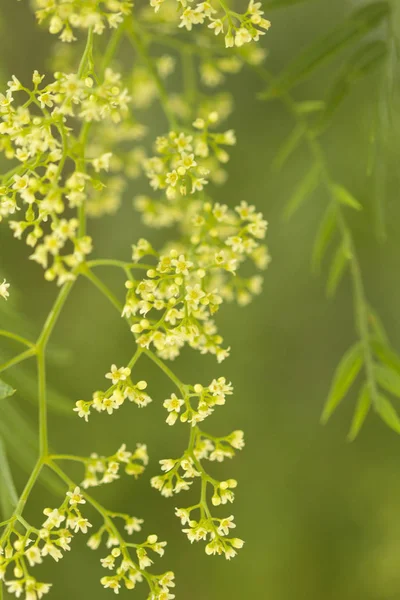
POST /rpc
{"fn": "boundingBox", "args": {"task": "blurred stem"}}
[126,19,178,129]
[182,49,196,111]
[86,259,153,271]
[254,66,380,408]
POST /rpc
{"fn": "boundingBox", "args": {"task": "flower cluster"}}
[0,70,129,284]
[143,121,236,201]
[93,534,173,596]
[125,195,268,360]
[0,279,10,300]
[34,0,133,42]
[0,488,89,599]
[163,376,233,426]
[149,0,271,48]
[1,0,272,593]
[151,420,245,559]
[79,443,149,488]
[74,364,151,420]
[200,46,267,88]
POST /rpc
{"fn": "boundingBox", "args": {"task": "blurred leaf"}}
[375,364,400,397]
[326,241,349,297]
[348,383,371,441]
[372,340,400,376]
[295,100,325,114]
[283,163,320,220]
[5,370,74,417]
[0,406,64,496]
[0,378,15,400]
[376,395,400,434]
[321,342,363,423]
[272,123,305,171]
[264,2,390,95]
[332,183,363,211]
[322,40,387,124]
[312,204,337,272]
[0,436,18,519]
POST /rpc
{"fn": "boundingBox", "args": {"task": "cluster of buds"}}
[79,443,149,488]
[74,364,151,421]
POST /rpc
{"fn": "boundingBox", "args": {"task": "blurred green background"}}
[1,0,400,598]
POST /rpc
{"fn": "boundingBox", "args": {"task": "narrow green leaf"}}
[283,164,320,220]
[0,436,18,519]
[321,342,363,423]
[266,2,390,95]
[322,40,387,124]
[0,378,15,400]
[326,242,349,297]
[348,384,371,441]
[375,364,400,398]
[376,395,400,434]
[272,123,305,171]
[372,340,400,376]
[332,183,363,211]
[312,204,337,272]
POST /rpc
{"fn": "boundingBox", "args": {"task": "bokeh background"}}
[1,0,400,598]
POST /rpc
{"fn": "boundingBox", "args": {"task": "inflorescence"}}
[0,0,271,597]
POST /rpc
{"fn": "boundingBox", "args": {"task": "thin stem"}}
[36,279,75,349]
[128,347,143,369]
[253,65,380,408]
[50,454,87,463]
[0,347,37,375]
[0,330,35,349]
[82,266,124,313]
[37,349,48,456]
[86,259,153,271]
[100,19,127,73]
[77,27,94,79]
[127,21,178,129]
[47,461,155,590]
[0,459,43,544]
[0,519,11,529]
[144,349,187,395]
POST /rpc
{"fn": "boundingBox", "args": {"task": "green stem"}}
[47,461,154,589]
[127,21,178,129]
[50,454,87,463]
[0,347,37,375]
[144,349,187,395]
[36,279,75,349]
[77,27,94,79]
[254,65,380,409]
[86,259,153,271]
[37,349,48,456]
[0,330,35,348]
[82,267,124,313]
